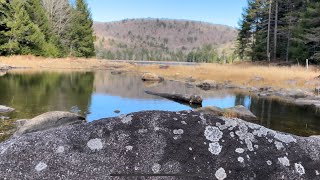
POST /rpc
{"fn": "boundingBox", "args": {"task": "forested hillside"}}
[238,0,320,63]
[94,19,238,62]
[0,0,95,58]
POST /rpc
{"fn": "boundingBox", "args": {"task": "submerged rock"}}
[14,111,85,136]
[145,90,203,104]
[0,105,14,114]
[196,105,257,121]
[196,80,222,90]
[0,110,319,179]
[141,73,164,82]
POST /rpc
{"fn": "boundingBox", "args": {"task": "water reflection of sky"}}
[87,93,192,121]
[203,95,251,109]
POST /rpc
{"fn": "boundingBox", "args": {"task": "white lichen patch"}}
[181,121,187,125]
[35,162,47,172]
[204,126,223,142]
[138,129,148,134]
[274,133,297,144]
[275,141,284,150]
[173,118,178,121]
[267,160,272,166]
[235,123,255,151]
[154,127,160,131]
[152,163,161,173]
[230,132,235,138]
[278,156,290,167]
[189,147,193,151]
[173,129,184,135]
[295,163,305,175]
[87,138,103,151]
[208,142,222,155]
[238,157,244,163]
[254,145,259,149]
[121,115,133,124]
[56,146,64,153]
[173,135,181,140]
[215,167,227,180]
[125,146,133,151]
[316,170,319,176]
[235,148,245,154]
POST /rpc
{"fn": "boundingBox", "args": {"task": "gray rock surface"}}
[1,111,319,179]
[0,105,14,114]
[145,90,203,105]
[14,111,85,136]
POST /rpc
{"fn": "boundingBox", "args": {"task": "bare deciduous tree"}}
[42,0,72,42]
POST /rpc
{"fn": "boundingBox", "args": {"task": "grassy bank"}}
[1,56,319,89]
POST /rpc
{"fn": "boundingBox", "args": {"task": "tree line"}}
[96,42,228,63]
[238,0,320,63]
[0,0,95,57]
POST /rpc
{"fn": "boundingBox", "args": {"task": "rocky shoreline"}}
[0,110,319,179]
[190,79,320,115]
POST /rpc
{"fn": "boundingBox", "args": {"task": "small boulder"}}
[14,111,85,136]
[196,105,257,121]
[0,105,14,114]
[159,65,169,69]
[259,86,272,91]
[225,105,257,121]
[141,73,164,82]
[194,106,223,116]
[111,71,122,75]
[288,89,309,99]
[196,80,220,90]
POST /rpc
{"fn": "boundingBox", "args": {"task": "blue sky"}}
[87,0,248,27]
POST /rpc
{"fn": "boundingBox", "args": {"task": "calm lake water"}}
[0,70,319,137]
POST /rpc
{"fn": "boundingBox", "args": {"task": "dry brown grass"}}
[128,63,320,89]
[1,55,319,89]
[0,55,125,70]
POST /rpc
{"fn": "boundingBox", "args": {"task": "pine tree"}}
[69,0,95,58]
[301,1,320,62]
[0,0,47,55]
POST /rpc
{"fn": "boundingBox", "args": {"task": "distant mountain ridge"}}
[93,18,238,61]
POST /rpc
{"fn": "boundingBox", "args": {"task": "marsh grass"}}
[1,55,319,89]
[129,63,320,89]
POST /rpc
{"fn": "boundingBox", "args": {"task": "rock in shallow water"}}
[196,105,257,121]
[0,111,319,179]
[14,111,85,136]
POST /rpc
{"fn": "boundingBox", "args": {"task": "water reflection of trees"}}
[243,95,320,136]
[0,72,94,119]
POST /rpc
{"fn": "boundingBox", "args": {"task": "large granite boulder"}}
[0,111,319,179]
[14,111,85,136]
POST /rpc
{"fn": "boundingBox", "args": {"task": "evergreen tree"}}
[69,0,95,57]
[0,0,47,55]
[237,0,320,63]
